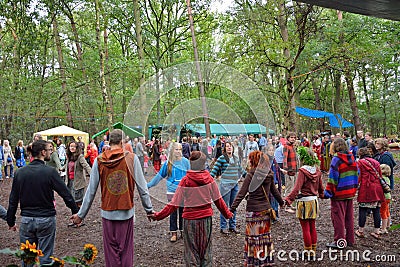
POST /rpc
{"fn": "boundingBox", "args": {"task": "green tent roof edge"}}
[91,122,144,139]
[184,124,274,136]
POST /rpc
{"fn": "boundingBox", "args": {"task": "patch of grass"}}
[393,152,400,161]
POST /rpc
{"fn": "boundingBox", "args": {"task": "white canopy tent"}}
[34,125,89,151]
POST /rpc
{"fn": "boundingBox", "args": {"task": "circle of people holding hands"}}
[0,129,397,267]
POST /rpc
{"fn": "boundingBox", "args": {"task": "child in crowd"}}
[102,141,110,151]
[160,150,167,165]
[380,164,391,234]
[143,152,149,175]
[349,138,358,159]
[285,147,324,257]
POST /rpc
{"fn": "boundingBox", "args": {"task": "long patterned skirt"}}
[183,216,213,267]
[244,210,274,267]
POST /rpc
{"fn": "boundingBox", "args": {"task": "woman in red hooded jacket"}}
[149,151,232,266]
[85,142,98,166]
[355,147,385,240]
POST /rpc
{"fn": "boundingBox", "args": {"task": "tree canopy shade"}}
[1,0,399,140]
[184,124,274,136]
[34,125,89,148]
[295,107,354,128]
[295,0,400,21]
[91,122,144,139]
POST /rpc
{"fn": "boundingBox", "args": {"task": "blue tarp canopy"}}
[295,107,354,128]
[185,124,274,136]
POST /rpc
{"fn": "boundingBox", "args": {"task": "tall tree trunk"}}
[103,24,114,122]
[95,0,113,130]
[62,2,96,133]
[52,13,73,127]
[395,68,400,134]
[277,2,296,133]
[278,2,290,60]
[35,36,51,132]
[9,28,17,136]
[332,11,343,132]
[133,0,147,136]
[287,73,297,133]
[360,66,372,133]
[382,74,389,136]
[332,70,343,131]
[311,76,324,131]
[186,0,211,137]
[0,24,13,137]
[332,71,341,116]
[344,59,362,132]
[155,40,161,125]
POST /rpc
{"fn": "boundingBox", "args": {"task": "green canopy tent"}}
[92,122,144,139]
[184,124,274,136]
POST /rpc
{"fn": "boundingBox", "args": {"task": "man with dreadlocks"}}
[284,146,324,260]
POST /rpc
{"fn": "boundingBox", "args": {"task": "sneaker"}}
[220,229,229,235]
[170,233,178,242]
[326,241,340,249]
[229,228,240,234]
[72,222,86,228]
[379,229,389,234]
[6,176,9,179]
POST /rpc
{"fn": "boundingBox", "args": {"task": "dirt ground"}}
[1,161,399,267]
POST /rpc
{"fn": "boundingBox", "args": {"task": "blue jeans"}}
[167,194,183,231]
[4,164,14,178]
[169,207,184,232]
[20,216,56,266]
[0,205,6,220]
[0,160,3,179]
[219,183,239,230]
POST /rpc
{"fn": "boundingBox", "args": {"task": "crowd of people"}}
[0,129,398,266]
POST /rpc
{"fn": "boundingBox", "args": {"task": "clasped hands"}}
[70,214,83,225]
[147,211,156,222]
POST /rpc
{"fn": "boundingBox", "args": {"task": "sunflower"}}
[50,256,65,267]
[29,248,44,257]
[18,240,44,264]
[82,243,98,264]
[20,240,36,251]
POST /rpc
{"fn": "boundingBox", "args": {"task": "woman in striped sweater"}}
[324,138,358,248]
[210,141,246,234]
